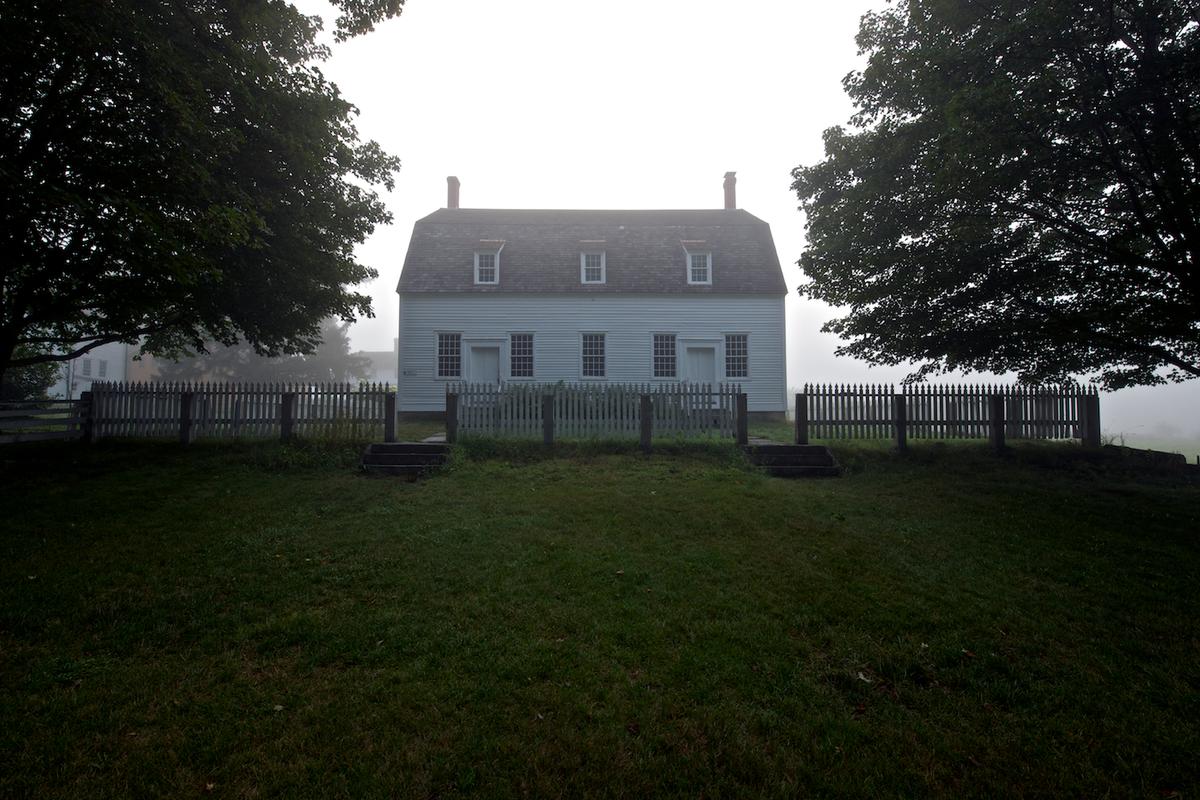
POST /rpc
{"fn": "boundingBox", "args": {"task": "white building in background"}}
[48,341,130,399]
[395,173,789,420]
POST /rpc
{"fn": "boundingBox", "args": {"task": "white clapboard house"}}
[395,173,788,419]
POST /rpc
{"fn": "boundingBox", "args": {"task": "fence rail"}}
[0,399,90,444]
[448,382,743,441]
[798,383,1100,446]
[89,381,395,441]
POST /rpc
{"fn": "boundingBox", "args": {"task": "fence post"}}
[384,392,397,443]
[542,394,555,445]
[640,394,652,454]
[79,391,95,444]
[179,391,194,445]
[893,393,908,453]
[1080,392,1101,448]
[988,394,1005,453]
[736,393,748,447]
[445,393,458,444]
[794,393,808,445]
[280,392,296,441]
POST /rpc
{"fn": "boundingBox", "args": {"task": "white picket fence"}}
[449,382,742,439]
[803,383,1096,440]
[90,381,393,440]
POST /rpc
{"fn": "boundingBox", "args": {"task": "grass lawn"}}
[1,439,1197,798]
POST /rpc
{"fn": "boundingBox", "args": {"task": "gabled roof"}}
[396,208,788,295]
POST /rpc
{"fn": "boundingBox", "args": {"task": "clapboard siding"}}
[397,293,786,412]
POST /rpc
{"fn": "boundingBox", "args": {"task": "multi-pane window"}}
[437,333,462,378]
[582,333,605,378]
[475,252,498,284]
[98,360,108,378]
[581,252,605,283]
[81,358,92,377]
[652,334,676,378]
[725,334,748,378]
[689,252,711,284]
[510,333,534,378]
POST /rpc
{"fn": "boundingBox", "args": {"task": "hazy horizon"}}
[290,0,1200,451]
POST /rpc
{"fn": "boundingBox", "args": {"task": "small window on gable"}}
[581,252,606,284]
[688,252,712,285]
[475,251,498,284]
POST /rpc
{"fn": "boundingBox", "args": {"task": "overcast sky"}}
[292,0,1199,448]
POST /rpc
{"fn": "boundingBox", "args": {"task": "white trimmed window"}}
[581,252,606,284]
[437,333,462,378]
[475,251,498,284]
[98,360,108,378]
[652,334,676,378]
[510,333,534,378]
[688,252,712,284]
[81,358,92,377]
[581,333,605,378]
[725,334,748,378]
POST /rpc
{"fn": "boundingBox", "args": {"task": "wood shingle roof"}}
[396,208,787,295]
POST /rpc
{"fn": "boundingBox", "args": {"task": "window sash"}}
[652,334,676,378]
[725,334,748,378]
[581,252,605,283]
[510,333,534,378]
[581,333,605,377]
[689,252,710,283]
[476,252,497,283]
[437,333,462,378]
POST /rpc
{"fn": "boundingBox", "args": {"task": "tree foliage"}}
[0,345,59,400]
[792,0,1200,388]
[156,319,372,383]
[0,0,405,379]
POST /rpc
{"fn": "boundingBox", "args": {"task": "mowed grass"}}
[0,439,1197,799]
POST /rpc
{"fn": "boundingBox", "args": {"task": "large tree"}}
[156,318,372,383]
[792,0,1200,388]
[0,0,406,382]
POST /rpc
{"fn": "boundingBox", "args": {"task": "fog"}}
[291,0,1200,452]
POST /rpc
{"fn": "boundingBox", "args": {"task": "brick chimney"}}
[447,176,460,209]
[723,171,737,210]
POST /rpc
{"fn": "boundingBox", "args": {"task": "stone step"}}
[362,452,446,466]
[366,442,449,455]
[750,452,837,467]
[746,444,833,456]
[764,465,842,478]
[360,462,440,477]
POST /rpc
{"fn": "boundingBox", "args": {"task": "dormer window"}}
[475,249,500,284]
[581,251,606,284]
[688,252,712,285]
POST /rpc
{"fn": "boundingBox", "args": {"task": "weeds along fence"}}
[0,399,91,444]
[89,381,396,442]
[797,383,1101,446]
[447,382,743,441]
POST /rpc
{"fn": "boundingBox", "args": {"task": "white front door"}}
[468,346,500,384]
[684,346,717,385]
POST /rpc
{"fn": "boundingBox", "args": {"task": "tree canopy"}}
[792,0,1200,388]
[0,0,406,380]
[156,318,372,383]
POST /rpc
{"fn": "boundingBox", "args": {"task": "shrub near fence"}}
[797,383,1101,447]
[90,381,395,442]
[448,382,743,441]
